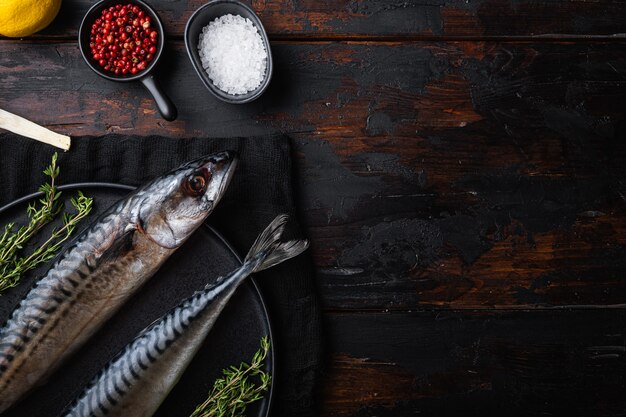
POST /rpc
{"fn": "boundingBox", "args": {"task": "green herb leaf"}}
[190,336,272,417]
[0,153,93,292]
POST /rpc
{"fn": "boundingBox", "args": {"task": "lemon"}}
[0,0,62,38]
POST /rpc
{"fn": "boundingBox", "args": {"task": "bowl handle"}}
[140,74,178,121]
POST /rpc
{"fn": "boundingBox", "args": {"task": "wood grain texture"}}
[2,0,626,414]
[10,0,626,39]
[322,310,626,416]
[1,40,625,309]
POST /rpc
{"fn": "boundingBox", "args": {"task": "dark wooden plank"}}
[322,310,626,417]
[1,41,626,309]
[9,0,626,39]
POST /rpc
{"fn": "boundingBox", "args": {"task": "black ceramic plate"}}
[0,183,274,417]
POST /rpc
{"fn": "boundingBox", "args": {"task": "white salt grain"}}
[198,14,267,95]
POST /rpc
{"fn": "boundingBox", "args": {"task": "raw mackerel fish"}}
[64,214,307,417]
[0,151,237,413]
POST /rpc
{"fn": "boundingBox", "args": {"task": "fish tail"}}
[244,214,308,273]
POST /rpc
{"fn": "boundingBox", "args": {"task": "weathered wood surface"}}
[13,0,626,39]
[323,310,626,417]
[2,1,626,414]
[1,41,625,309]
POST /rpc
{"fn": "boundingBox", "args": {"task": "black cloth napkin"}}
[0,132,322,417]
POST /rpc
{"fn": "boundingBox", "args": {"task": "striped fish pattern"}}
[64,214,307,417]
[0,151,238,413]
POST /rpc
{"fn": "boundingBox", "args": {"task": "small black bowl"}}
[78,0,177,121]
[185,0,273,104]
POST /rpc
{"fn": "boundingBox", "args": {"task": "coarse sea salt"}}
[198,14,267,95]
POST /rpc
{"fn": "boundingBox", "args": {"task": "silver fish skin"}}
[0,151,237,413]
[63,214,307,417]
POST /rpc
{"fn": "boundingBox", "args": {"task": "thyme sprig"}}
[0,154,93,292]
[0,153,63,273]
[190,336,272,417]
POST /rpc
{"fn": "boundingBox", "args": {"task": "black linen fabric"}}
[0,132,323,417]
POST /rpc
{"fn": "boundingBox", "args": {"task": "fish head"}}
[136,151,238,249]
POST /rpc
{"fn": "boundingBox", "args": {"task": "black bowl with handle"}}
[78,0,177,121]
[185,0,273,104]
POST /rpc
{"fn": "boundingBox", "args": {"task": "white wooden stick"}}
[0,108,71,151]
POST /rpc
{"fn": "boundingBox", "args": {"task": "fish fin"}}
[244,214,309,273]
[99,228,136,261]
[135,217,178,249]
[86,228,136,268]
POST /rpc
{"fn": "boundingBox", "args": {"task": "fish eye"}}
[183,171,210,196]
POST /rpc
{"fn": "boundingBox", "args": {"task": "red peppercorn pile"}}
[89,3,158,76]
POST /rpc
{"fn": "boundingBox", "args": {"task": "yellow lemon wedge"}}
[0,0,62,38]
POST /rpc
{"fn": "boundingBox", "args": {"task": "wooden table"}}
[2,1,626,415]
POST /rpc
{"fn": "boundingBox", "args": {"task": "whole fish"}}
[63,214,307,417]
[0,151,237,413]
